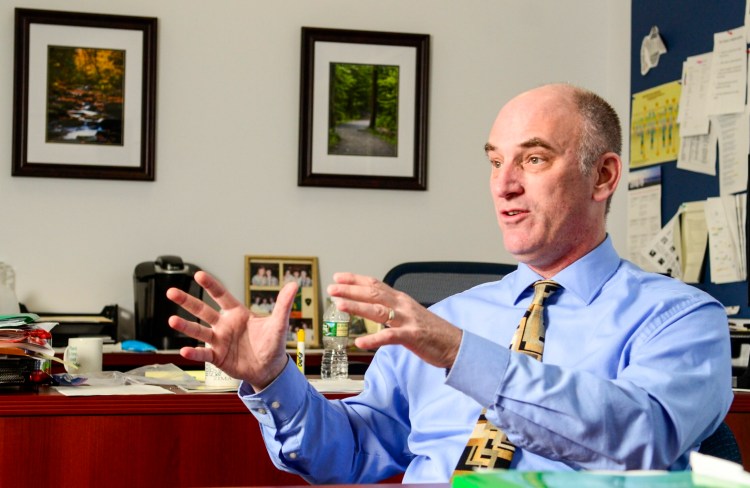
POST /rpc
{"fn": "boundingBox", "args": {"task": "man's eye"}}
[490,160,502,169]
[527,156,544,165]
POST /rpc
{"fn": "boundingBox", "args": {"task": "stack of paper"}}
[0,313,58,364]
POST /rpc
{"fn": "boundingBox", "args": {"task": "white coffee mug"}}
[205,361,241,387]
[64,337,104,374]
[204,343,241,387]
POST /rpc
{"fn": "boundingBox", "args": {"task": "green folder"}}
[452,470,746,488]
[0,313,40,327]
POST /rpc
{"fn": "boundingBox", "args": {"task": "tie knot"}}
[531,280,560,305]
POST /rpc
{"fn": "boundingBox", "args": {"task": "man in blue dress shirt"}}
[167,83,732,483]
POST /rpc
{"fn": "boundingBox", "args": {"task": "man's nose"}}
[491,164,523,199]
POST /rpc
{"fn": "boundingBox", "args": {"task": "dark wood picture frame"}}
[245,255,322,348]
[12,8,158,181]
[298,27,429,190]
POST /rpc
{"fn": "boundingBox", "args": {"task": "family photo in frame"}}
[245,255,321,348]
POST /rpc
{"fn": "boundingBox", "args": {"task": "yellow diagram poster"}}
[630,81,681,168]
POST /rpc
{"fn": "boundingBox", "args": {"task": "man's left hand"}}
[327,273,462,369]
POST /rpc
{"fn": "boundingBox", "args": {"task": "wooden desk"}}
[1,386,747,487]
[725,391,750,471]
[51,350,376,375]
[0,386,314,487]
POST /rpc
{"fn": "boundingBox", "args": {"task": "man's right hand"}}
[166,270,298,391]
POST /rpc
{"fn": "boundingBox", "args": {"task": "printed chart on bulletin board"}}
[631,0,749,316]
[630,81,681,168]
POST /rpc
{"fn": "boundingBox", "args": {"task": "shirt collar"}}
[509,235,620,305]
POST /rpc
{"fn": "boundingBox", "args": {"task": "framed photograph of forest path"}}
[12,8,157,181]
[245,255,321,348]
[298,27,429,190]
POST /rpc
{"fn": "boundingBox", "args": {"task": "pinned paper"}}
[680,201,709,283]
[677,132,717,176]
[628,166,662,272]
[705,194,747,284]
[678,53,712,137]
[641,201,708,283]
[630,81,682,168]
[641,26,668,75]
[641,211,682,279]
[707,27,747,115]
[713,112,749,195]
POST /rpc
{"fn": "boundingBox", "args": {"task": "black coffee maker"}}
[133,255,202,350]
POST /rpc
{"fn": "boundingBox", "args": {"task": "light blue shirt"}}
[239,237,732,483]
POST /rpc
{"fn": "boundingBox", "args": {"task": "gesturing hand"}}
[167,271,298,391]
[327,273,462,369]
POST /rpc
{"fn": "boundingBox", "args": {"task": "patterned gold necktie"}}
[453,280,560,474]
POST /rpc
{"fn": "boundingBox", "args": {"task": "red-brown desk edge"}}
[1,365,748,486]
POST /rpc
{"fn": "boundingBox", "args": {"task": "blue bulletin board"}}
[631,0,749,316]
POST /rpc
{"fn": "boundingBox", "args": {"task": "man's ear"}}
[592,152,621,203]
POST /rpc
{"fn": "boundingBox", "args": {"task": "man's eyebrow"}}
[520,137,556,151]
[484,138,557,154]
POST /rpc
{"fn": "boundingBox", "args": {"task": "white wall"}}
[0,0,631,338]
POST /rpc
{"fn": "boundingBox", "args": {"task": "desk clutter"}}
[53,363,201,396]
[18,303,117,347]
[0,313,172,389]
[0,313,58,386]
[4,336,370,395]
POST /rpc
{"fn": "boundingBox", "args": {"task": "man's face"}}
[486,86,604,275]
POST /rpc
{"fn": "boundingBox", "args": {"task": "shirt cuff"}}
[445,330,510,407]
[238,357,308,428]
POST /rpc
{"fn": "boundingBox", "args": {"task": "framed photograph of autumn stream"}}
[12,9,158,180]
[298,27,430,190]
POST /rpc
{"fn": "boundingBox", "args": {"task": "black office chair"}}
[698,422,743,464]
[382,261,517,308]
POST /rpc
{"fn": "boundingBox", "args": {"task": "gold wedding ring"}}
[385,308,396,325]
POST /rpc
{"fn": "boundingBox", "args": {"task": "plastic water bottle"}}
[321,299,349,379]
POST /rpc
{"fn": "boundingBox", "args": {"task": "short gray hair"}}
[569,87,621,214]
[571,88,622,176]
